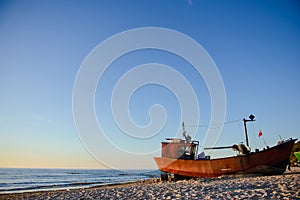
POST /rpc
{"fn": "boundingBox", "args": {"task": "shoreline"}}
[0,179,160,199]
[1,174,299,199]
[0,178,159,195]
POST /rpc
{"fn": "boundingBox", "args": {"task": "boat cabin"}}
[161,138,199,160]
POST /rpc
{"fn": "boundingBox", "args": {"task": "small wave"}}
[0,181,104,194]
[68,181,104,186]
[67,172,80,174]
[118,173,129,176]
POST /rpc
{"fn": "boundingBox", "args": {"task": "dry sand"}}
[1,173,299,200]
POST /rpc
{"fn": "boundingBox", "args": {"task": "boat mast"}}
[243,114,255,147]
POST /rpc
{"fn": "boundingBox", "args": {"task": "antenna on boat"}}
[182,121,186,135]
[182,121,191,143]
[243,114,255,147]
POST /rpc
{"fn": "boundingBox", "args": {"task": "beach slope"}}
[1,173,299,199]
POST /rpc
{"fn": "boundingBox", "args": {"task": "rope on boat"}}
[185,119,241,128]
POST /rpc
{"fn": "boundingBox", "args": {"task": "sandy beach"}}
[1,172,299,200]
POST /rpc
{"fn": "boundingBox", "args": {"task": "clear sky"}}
[0,0,299,169]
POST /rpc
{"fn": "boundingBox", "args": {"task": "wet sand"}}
[1,173,299,199]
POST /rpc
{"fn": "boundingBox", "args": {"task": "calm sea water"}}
[0,168,160,194]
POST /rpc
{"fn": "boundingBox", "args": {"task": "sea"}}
[0,168,160,194]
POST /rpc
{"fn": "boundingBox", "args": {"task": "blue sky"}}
[0,0,299,169]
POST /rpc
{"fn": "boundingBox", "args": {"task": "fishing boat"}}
[154,114,297,179]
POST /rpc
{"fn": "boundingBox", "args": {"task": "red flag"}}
[258,130,263,137]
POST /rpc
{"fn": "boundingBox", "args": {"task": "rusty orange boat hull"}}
[154,139,296,178]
